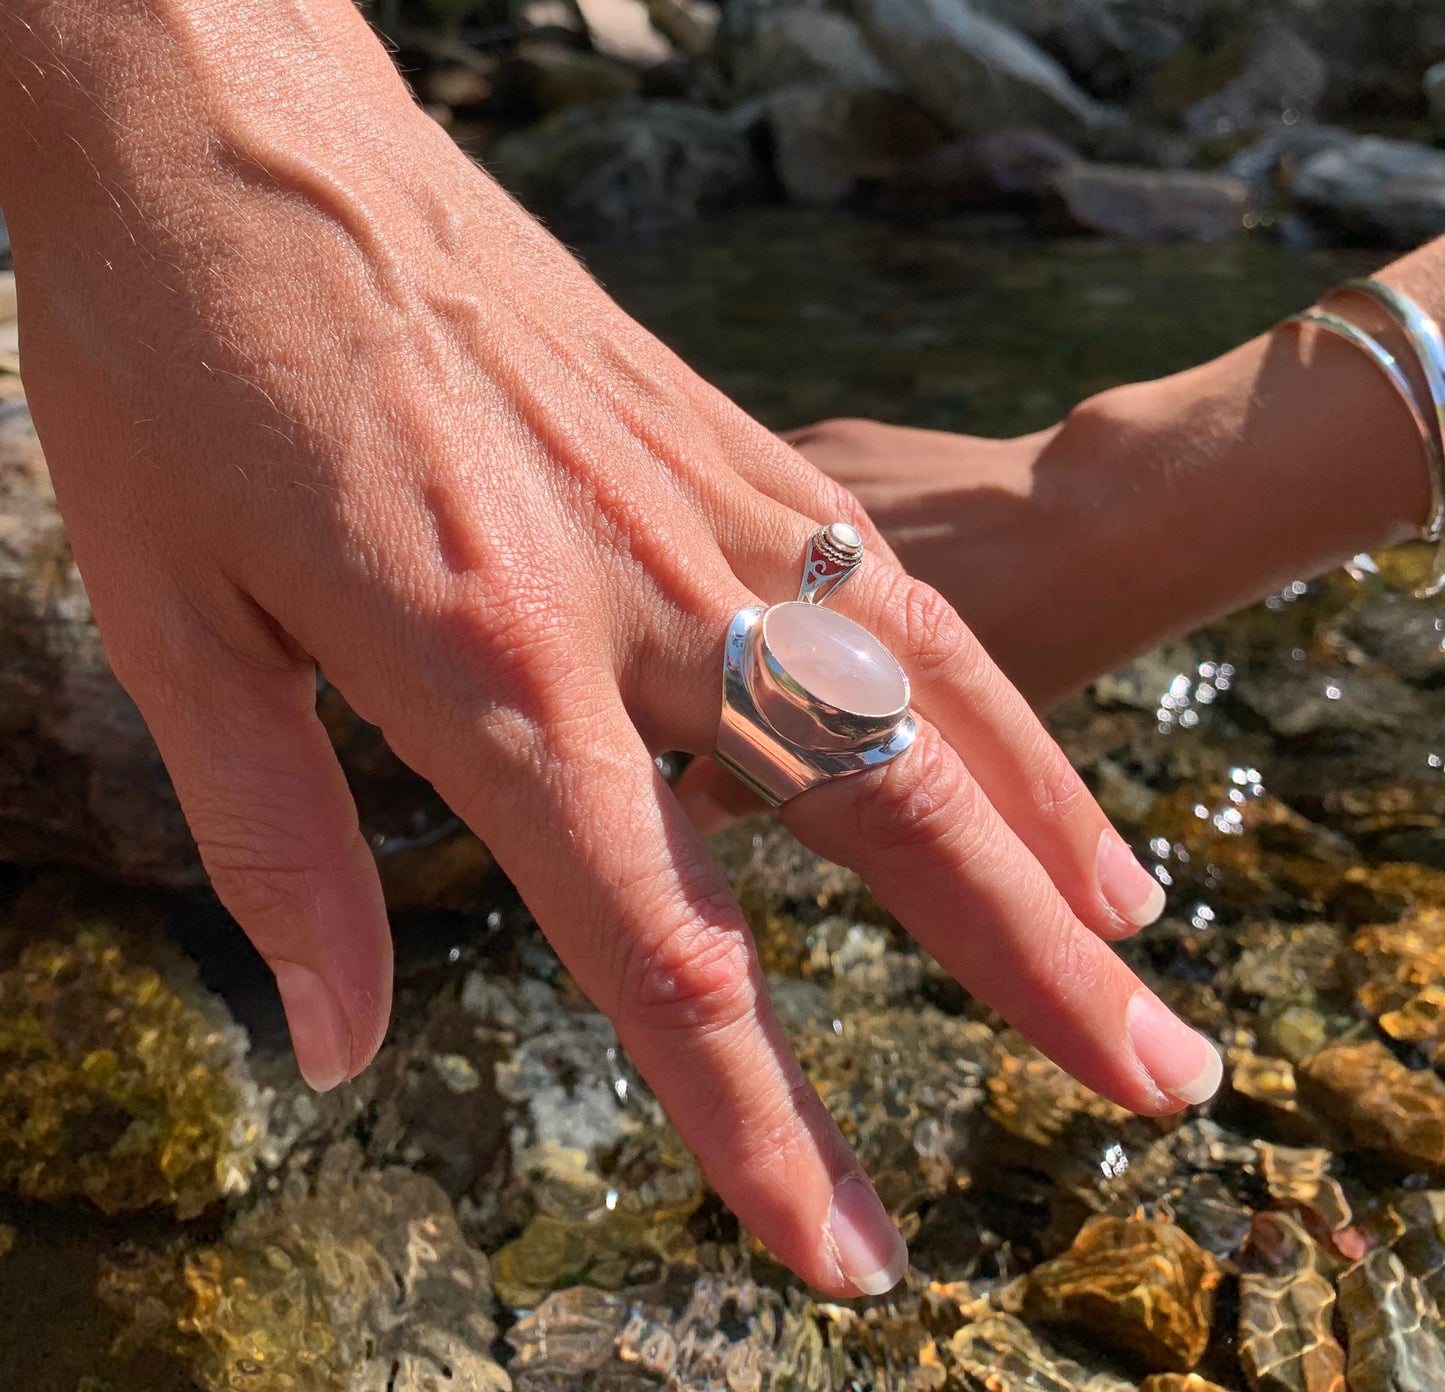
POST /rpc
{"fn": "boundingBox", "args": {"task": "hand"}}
[4,0,1220,1296]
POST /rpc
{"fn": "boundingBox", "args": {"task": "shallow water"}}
[2,214,1440,1392]
[584,209,1378,435]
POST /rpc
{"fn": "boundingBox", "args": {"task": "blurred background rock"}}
[359,0,1445,245]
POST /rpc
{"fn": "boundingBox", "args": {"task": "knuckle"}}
[1029,741,1091,833]
[190,807,352,938]
[735,1070,827,1177]
[861,732,987,867]
[809,471,872,533]
[1026,897,1106,1000]
[615,903,759,1038]
[891,575,976,686]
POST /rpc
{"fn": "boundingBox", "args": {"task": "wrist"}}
[1060,324,1430,599]
[0,0,479,275]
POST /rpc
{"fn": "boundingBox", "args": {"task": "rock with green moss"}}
[0,927,271,1217]
[100,1144,511,1392]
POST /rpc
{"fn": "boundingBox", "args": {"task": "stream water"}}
[4,213,1442,1392]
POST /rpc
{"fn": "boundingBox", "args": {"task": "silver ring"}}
[715,523,917,805]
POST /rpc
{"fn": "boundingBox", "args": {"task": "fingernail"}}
[1097,829,1166,928]
[827,1176,908,1296]
[272,961,351,1093]
[1126,988,1223,1106]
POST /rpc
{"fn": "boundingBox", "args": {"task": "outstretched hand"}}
[4,0,1220,1296]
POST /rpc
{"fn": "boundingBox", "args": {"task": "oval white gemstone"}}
[764,602,907,718]
[826,521,862,552]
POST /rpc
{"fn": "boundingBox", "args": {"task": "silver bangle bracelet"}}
[1285,278,1445,597]
[1333,279,1445,544]
[1285,307,1445,540]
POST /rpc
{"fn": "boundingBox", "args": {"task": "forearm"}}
[1050,240,1445,647]
[0,0,550,306]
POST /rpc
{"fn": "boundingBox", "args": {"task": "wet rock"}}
[1236,662,1423,741]
[1271,0,1445,114]
[1254,1142,1352,1234]
[1010,0,1186,102]
[1347,910,1445,1063]
[1376,1190,1445,1311]
[0,398,494,902]
[871,127,1079,213]
[0,399,197,884]
[506,1267,925,1390]
[941,1313,1137,1392]
[1043,162,1249,240]
[493,99,757,239]
[1337,1247,1445,1392]
[1025,1215,1221,1372]
[763,83,944,206]
[1298,1041,1445,1173]
[1222,922,1343,1011]
[986,1032,1137,1151]
[1429,62,1445,141]
[1183,25,1326,143]
[791,998,994,1212]
[1291,135,1445,249]
[0,926,271,1217]
[500,40,641,113]
[505,1286,627,1377]
[1238,1210,1346,1392]
[729,10,897,94]
[491,1203,698,1309]
[853,0,1115,141]
[1141,1378,1235,1392]
[646,0,718,59]
[710,817,898,976]
[1142,779,1352,917]
[100,1145,509,1392]
[574,0,674,65]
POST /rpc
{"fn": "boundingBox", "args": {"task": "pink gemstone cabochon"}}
[763,602,908,718]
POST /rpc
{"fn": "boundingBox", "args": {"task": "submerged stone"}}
[1025,1215,1221,1372]
[941,1314,1137,1392]
[1298,1041,1445,1173]
[1337,1247,1445,1392]
[0,927,270,1217]
[1238,1211,1345,1392]
[98,1145,509,1392]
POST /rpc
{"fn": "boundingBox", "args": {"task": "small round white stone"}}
[764,602,906,718]
[826,521,862,552]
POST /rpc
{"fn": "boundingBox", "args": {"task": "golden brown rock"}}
[986,1035,1135,1149]
[1025,1215,1221,1372]
[1332,863,1445,925]
[1348,910,1445,1049]
[1238,1211,1345,1392]
[1297,1041,1445,1172]
[1231,1052,1332,1145]
[1140,1377,1234,1392]
[0,928,269,1217]
[1256,1143,1352,1232]
[1142,782,1351,910]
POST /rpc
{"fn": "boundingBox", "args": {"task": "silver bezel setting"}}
[716,604,917,805]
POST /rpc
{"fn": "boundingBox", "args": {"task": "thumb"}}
[115,627,393,1091]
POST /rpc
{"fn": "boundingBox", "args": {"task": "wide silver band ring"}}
[715,524,917,806]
